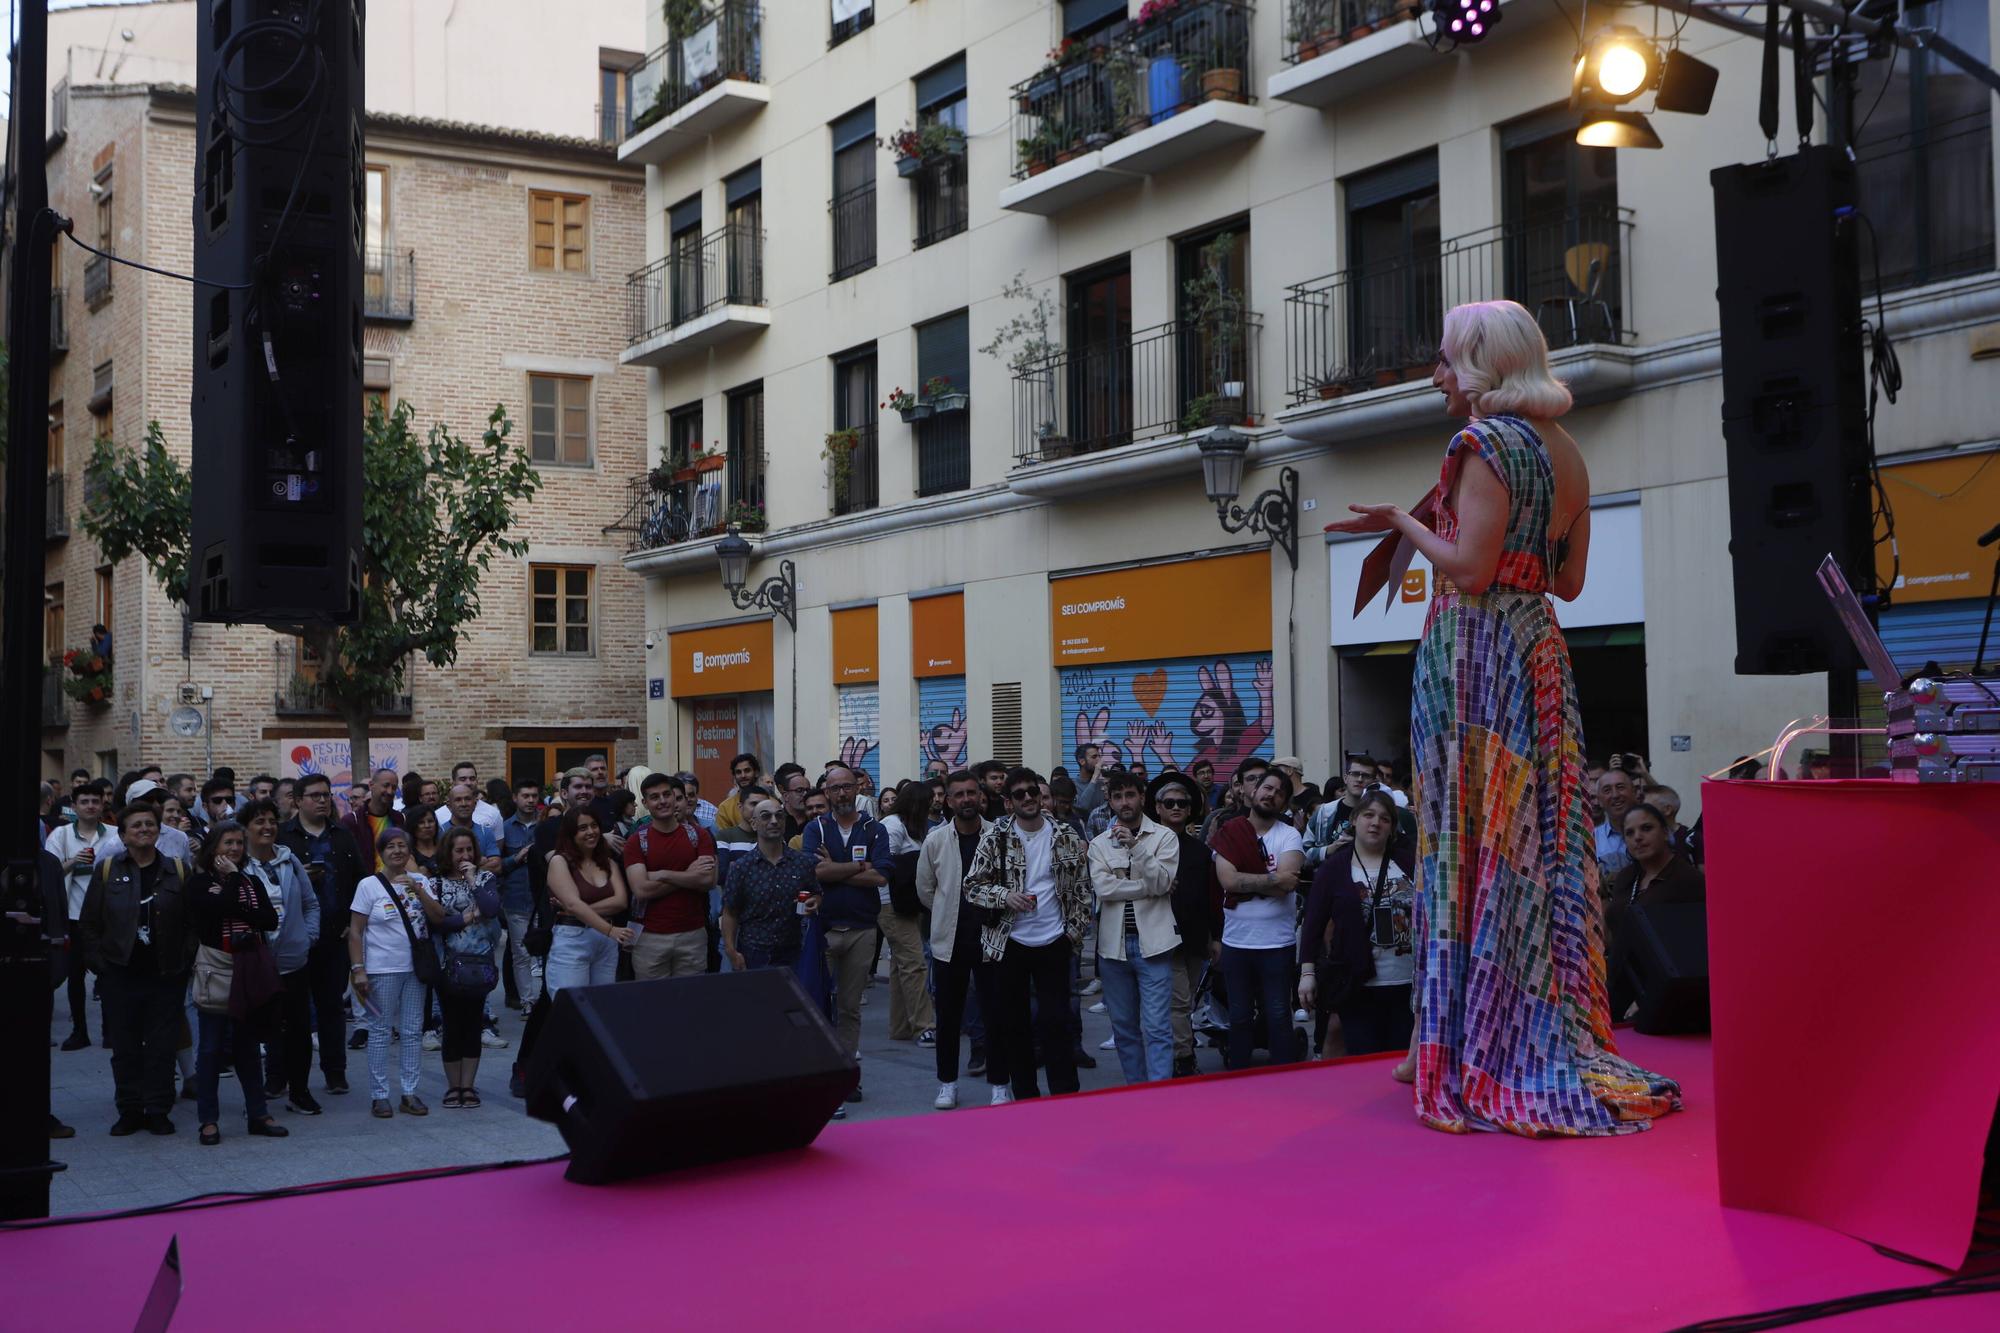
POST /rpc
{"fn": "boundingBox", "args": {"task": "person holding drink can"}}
[720,797,819,972]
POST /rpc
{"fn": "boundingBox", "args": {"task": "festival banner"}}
[280,737,410,821]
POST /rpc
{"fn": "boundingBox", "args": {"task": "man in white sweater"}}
[1088,770,1181,1084]
[915,771,1003,1109]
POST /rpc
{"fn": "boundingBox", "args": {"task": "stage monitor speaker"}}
[1710,146,1873,676]
[1616,901,1711,1036]
[190,0,365,624]
[526,969,857,1186]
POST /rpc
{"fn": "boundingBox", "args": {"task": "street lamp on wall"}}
[714,527,796,630]
[1197,427,1299,570]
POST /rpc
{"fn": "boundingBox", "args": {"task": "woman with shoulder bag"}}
[347,826,442,1119]
[186,823,288,1146]
[422,827,504,1108]
[1298,790,1417,1057]
[544,807,632,995]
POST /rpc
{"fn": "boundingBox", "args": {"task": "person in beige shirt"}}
[1087,770,1181,1084]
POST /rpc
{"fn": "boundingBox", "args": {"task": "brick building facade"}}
[39,83,647,790]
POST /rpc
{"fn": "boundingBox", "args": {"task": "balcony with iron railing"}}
[42,669,68,729]
[50,289,68,356]
[609,450,764,556]
[829,423,880,515]
[620,1,767,167]
[1270,0,1554,107]
[1001,0,1261,216]
[622,223,769,368]
[1011,314,1262,466]
[829,183,876,282]
[1856,113,1996,296]
[364,248,416,321]
[84,251,113,308]
[274,638,413,717]
[46,473,68,541]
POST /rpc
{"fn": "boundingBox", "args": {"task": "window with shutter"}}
[528,374,592,465]
[530,190,590,271]
[530,565,595,656]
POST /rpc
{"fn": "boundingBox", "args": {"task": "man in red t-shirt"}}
[623,772,718,980]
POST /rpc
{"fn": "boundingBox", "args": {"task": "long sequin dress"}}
[1409,415,1681,1136]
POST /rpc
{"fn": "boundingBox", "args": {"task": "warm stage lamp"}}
[1575,26,1660,105]
[1576,109,1663,150]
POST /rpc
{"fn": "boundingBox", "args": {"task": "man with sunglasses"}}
[964,767,1092,1101]
[801,764,891,1104]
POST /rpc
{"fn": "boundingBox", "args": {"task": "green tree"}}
[81,401,541,772]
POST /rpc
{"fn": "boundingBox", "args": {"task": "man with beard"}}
[1210,771,1305,1070]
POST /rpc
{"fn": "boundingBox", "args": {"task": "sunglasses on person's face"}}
[1156,797,1191,810]
[1007,787,1037,800]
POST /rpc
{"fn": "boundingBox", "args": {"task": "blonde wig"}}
[1441,300,1573,419]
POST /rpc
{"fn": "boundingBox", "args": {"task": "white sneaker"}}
[422,1031,441,1052]
[933,1082,958,1111]
[481,1028,509,1049]
[1087,1001,1107,1014]
[1081,978,1103,996]
[1292,1008,1311,1024]
[990,1086,1014,1106]
[1098,1036,1117,1050]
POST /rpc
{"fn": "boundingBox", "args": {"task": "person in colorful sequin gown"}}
[1327,300,1680,1136]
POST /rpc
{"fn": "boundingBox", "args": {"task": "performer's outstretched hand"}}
[1324,502,1404,535]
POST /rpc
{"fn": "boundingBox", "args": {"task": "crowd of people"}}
[33,735,1707,1143]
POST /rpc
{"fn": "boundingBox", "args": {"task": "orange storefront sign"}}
[1878,451,2000,605]
[670,620,774,698]
[1050,550,1271,665]
[831,605,879,682]
[912,593,964,678]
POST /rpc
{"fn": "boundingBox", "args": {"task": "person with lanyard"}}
[719,796,819,972]
[240,799,323,1115]
[1604,802,1707,1021]
[277,773,364,1095]
[342,767,406,874]
[918,771,1005,1108]
[799,763,892,1108]
[186,822,289,1145]
[47,779,110,1052]
[348,826,440,1119]
[1298,789,1418,1057]
[77,804,194,1136]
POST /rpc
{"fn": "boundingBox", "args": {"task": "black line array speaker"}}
[191,0,365,624]
[526,969,858,1186]
[1615,902,1711,1036]
[1711,146,1874,676]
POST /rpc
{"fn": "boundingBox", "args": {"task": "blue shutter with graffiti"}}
[1058,653,1274,776]
[835,684,881,787]
[916,676,969,774]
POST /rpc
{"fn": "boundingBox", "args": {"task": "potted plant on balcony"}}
[1183,232,1249,421]
[925,375,969,414]
[1289,0,1339,59]
[692,442,726,474]
[1035,420,1073,461]
[60,647,113,708]
[885,386,930,423]
[648,459,678,492]
[823,427,863,493]
[980,272,1060,454]
[885,122,966,177]
[1104,48,1149,137]
[724,499,768,533]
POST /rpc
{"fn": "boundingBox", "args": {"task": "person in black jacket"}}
[186,823,289,1145]
[1297,790,1417,1057]
[1146,771,1223,1078]
[76,805,195,1136]
[278,773,365,1095]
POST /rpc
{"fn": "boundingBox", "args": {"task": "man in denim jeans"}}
[1212,771,1306,1070]
[801,764,890,1106]
[500,780,544,1008]
[1088,770,1180,1083]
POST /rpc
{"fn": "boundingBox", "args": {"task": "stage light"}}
[1576,109,1663,150]
[1574,25,1660,106]
[1432,0,1502,46]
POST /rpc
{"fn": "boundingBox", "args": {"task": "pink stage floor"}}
[6,1032,1995,1331]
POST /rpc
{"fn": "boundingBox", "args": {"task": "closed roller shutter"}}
[917,676,967,774]
[1057,651,1274,778]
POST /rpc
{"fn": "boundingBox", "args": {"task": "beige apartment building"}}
[614,0,2000,815]
[37,78,649,792]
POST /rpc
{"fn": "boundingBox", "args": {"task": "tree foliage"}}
[80,401,541,770]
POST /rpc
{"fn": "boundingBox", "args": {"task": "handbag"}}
[441,951,499,999]
[1314,852,1385,1015]
[193,943,234,1015]
[381,877,442,987]
[227,933,281,1021]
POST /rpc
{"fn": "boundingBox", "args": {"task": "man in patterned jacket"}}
[963,767,1092,1102]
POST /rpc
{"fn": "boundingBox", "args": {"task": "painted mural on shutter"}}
[917,675,968,775]
[836,684,881,787]
[1057,652,1274,778]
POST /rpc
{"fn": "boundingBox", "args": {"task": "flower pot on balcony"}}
[1201,68,1244,103]
[1316,381,1345,401]
[1207,396,1246,426]
[931,390,970,414]
[1038,436,1074,461]
[693,453,726,473]
[898,402,934,423]
[896,152,923,178]
[1027,159,1051,176]
[1374,368,1403,389]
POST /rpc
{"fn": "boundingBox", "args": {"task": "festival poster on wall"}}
[1058,653,1273,779]
[836,684,881,787]
[690,697,740,802]
[917,675,968,775]
[281,737,410,821]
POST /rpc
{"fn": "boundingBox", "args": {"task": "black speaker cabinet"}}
[526,969,858,1185]
[1617,901,1711,1037]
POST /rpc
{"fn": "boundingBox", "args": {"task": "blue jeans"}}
[1220,943,1300,1070]
[546,923,620,995]
[195,1010,268,1126]
[365,970,425,1100]
[1098,931,1176,1083]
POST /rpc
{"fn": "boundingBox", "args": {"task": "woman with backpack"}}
[421,826,504,1108]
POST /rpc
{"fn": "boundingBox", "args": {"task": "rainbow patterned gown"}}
[1409,415,1681,1136]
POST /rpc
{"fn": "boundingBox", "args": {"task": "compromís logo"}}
[692,648,753,674]
[1059,596,1126,617]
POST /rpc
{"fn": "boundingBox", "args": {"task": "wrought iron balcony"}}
[84,251,113,308]
[1008,0,1255,180]
[1284,205,1634,406]
[829,184,876,282]
[1855,114,1995,295]
[624,224,767,363]
[46,473,68,540]
[1279,0,1421,64]
[624,1,763,162]
[1011,314,1262,465]
[607,469,733,554]
[273,638,413,717]
[364,248,416,321]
